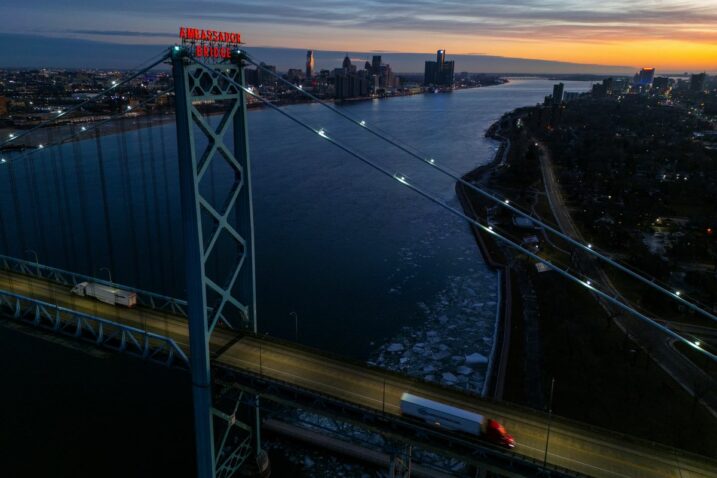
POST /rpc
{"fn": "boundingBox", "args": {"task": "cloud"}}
[66,30,176,38]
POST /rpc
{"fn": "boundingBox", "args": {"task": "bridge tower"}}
[171,47,265,477]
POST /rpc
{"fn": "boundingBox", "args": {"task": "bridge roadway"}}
[1,270,715,478]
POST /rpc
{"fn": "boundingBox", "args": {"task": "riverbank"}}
[1,79,509,153]
[459,104,717,457]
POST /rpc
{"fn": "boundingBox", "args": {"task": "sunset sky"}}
[2,0,716,71]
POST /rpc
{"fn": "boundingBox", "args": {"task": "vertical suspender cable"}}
[117,118,141,287]
[145,115,169,295]
[94,129,117,280]
[57,138,78,270]
[71,124,95,275]
[7,158,26,258]
[23,151,48,264]
[48,129,72,267]
[158,120,179,295]
[136,118,158,291]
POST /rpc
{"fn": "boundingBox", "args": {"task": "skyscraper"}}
[306,50,315,79]
[552,83,564,104]
[372,55,382,74]
[424,49,455,87]
[634,67,655,88]
[691,73,707,92]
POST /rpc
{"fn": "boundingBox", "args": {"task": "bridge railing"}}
[0,254,187,317]
[240,333,717,468]
[0,287,189,367]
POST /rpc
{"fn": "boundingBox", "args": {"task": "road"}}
[0,270,716,477]
[534,140,717,418]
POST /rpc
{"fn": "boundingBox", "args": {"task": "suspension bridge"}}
[0,45,715,477]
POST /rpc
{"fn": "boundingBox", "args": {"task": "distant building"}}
[552,83,564,104]
[306,50,315,79]
[691,73,707,92]
[372,55,382,74]
[0,96,8,117]
[257,62,277,86]
[652,76,671,94]
[335,70,368,99]
[633,67,655,88]
[424,49,455,87]
[286,69,305,83]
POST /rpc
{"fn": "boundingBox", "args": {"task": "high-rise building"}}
[306,50,315,79]
[652,76,671,94]
[634,67,655,88]
[372,55,382,74]
[342,54,352,69]
[552,83,564,104]
[691,73,707,92]
[424,49,455,87]
[257,62,277,86]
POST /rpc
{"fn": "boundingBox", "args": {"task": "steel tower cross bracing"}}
[171,47,261,478]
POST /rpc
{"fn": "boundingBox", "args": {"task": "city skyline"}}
[1,0,716,72]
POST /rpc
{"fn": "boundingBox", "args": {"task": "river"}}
[0,78,592,475]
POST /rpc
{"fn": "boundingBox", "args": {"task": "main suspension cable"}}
[195,58,715,362]
[244,54,717,325]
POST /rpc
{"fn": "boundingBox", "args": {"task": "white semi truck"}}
[71,282,138,308]
[400,392,515,448]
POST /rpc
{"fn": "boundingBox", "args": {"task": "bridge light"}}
[394,173,408,184]
[675,290,681,296]
[80,126,87,132]
[8,133,15,139]
[127,105,132,111]
[318,129,327,138]
[38,144,43,149]
[359,120,366,126]
[429,158,435,164]
[0,158,6,164]
[504,199,510,204]
[588,243,593,249]
[586,280,592,286]
[694,340,701,348]
[298,85,303,90]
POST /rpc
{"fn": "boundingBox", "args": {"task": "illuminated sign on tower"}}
[179,26,242,59]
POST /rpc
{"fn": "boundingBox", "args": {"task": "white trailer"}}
[399,392,515,447]
[71,281,137,308]
[400,392,484,435]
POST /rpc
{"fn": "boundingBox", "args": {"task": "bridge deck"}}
[0,270,715,478]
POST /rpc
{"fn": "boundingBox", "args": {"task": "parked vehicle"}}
[400,392,515,448]
[70,282,137,308]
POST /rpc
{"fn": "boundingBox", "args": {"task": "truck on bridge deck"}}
[71,282,137,308]
[400,392,515,448]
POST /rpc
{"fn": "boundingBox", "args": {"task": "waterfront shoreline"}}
[454,115,517,400]
[1,80,509,152]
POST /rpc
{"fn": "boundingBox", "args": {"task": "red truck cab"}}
[485,419,515,448]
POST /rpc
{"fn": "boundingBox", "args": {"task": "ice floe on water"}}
[370,272,499,394]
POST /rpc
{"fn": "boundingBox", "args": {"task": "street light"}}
[99,267,112,285]
[25,249,39,276]
[543,377,556,468]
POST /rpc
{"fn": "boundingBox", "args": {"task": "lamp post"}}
[25,249,39,276]
[99,267,112,285]
[543,377,555,469]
